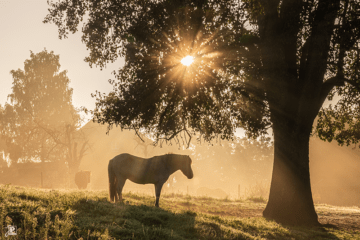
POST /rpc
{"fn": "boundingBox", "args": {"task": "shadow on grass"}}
[71,197,346,240]
[279,222,343,240]
[72,198,197,239]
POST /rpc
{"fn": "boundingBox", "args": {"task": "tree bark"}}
[263,114,319,226]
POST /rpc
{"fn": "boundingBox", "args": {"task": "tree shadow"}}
[282,222,342,240]
[72,198,197,239]
[71,198,349,239]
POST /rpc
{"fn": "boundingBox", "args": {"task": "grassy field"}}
[0,184,359,239]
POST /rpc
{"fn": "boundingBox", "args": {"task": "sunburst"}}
[138,6,230,90]
[181,55,194,66]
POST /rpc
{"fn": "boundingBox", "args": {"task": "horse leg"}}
[154,182,164,207]
[108,162,117,202]
[115,175,126,203]
[112,176,118,202]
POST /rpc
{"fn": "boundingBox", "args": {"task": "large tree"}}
[0,50,87,176]
[45,0,360,225]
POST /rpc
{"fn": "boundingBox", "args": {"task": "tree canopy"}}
[45,0,270,145]
[44,0,360,145]
[45,0,360,225]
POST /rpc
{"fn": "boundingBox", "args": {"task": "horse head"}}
[182,155,193,179]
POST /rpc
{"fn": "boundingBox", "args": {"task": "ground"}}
[316,205,360,232]
[1,185,359,239]
[159,193,360,233]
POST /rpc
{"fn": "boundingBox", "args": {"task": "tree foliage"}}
[0,50,85,168]
[314,0,360,147]
[44,0,360,145]
[45,0,270,144]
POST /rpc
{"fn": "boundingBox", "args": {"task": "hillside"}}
[0,185,359,239]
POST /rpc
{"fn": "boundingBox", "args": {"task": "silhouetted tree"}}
[45,0,360,225]
[0,50,87,177]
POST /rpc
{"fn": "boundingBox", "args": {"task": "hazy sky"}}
[0,0,124,120]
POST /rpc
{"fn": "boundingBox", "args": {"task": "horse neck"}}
[167,155,183,174]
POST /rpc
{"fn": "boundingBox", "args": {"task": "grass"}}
[246,196,267,203]
[0,184,359,239]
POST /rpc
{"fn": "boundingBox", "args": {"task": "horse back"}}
[109,153,169,184]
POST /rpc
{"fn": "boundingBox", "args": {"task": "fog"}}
[1,121,359,207]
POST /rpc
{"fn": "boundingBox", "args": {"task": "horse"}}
[108,153,193,207]
[75,170,91,189]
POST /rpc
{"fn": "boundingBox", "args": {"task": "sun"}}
[181,55,194,66]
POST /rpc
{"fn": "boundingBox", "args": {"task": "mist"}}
[1,120,359,208]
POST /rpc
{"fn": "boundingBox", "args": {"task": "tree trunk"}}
[263,116,320,226]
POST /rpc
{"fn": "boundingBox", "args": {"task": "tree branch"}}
[153,127,192,148]
[133,127,145,143]
[302,0,341,86]
[319,76,346,106]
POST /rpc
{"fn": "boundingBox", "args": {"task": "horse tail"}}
[108,160,117,202]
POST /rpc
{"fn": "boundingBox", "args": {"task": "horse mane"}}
[163,153,174,164]
[164,152,175,162]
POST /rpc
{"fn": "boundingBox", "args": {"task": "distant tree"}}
[191,139,235,186]
[0,142,8,176]
[0,50,87,177]
[133,132,154,158]
[45,0,360,225]
[192,136,273,188]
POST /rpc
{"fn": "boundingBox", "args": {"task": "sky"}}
[0,0,124,122]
